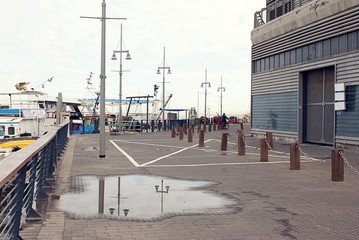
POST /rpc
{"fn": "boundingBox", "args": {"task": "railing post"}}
[25,155,42,221]
[10,166,26,239]
[36,146,49,201]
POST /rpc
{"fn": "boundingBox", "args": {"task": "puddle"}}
[55,174,237,221]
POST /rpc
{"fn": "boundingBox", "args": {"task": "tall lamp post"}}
[157,47,171,124]
[201,69,211,120]
[111,23,131,133]
[217,76,225,116]
[81,0,126,158]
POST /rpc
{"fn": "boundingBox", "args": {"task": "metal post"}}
[332,149,344,181]
[179,127,183,140]
[290,143,300,170]
[171,126,176,138]
[266,132,274,149]
[188,128,193,142]
[221,133,229,151]
[99,0,107,158]
[199,129,204,147]
[260,139,268,162]
[238,130,245,155]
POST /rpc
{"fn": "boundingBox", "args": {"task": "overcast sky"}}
[0,0,263,117]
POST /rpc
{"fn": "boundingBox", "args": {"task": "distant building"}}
[251,0,359,148]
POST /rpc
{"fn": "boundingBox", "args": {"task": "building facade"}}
[251,0,359,147]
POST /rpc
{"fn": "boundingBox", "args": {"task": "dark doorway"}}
[303,67,335,145]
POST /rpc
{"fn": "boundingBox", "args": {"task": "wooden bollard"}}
[332,149,344,181]
[209,124,212,132]
[221,133,229,151]
[203,124,206,133]
[290,143,300,170]
[199,130,204,147]
[240,122,243,130]
[213,124,216,131]
[191,124,194,134]
[197,124,201,133]
[183,124,187,135]
[188,128,193,142]
[266,132,274,149]
[260,139,268,162]
[176,124,180,133]
[171,126,176,138]
[179,127,184,140]
[238,130,245,155]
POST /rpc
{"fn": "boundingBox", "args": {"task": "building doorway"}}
[302,67,335,145]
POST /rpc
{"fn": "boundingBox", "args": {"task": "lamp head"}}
[126,52,131,60]
[157,69,161,74]
[167,69,171,74]
[111,52,117,60]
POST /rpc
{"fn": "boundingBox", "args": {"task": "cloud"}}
[0,0,264,115]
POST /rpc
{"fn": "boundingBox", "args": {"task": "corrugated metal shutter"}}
[252,91,298,132]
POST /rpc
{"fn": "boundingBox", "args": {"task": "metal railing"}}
[254,0,313,28]
[0,123,69,239]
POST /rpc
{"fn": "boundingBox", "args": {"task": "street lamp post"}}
[157,47,171,125]
[201,69,211,120]
[80,0,126,158]
[111,23,131,133]
[217,76,225,116]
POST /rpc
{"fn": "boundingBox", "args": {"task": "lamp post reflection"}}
[155,179,170,213]
[108,177,129,216]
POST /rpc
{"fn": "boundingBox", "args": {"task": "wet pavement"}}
[20,123,359,240]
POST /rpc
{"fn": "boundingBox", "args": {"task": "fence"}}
[254,0,313,28]
[0,123,69,239]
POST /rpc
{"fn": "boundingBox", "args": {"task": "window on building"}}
[285,51,291,66]
[8,127,15,135]
[331,37,338,55]
[296,47,302,64]
[260,59,265,72]
[0,126,4,136]
[279,53,284,68]
[290,49,296,64]
[302,45,309,61]
[348,31,357,51]
[269,56,274,70]
[265,57,270,71]
[339,34,347,54]
[308,43,315,60]
[316,41,323,59]
[323,39,330,57]
[274,54,280,69]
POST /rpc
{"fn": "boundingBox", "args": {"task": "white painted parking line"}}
[141,139,212,166]
[109,140,140,167]
[113,139,184,149]
[144,161,292,168]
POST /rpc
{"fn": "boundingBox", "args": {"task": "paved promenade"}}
[20,124,359,240]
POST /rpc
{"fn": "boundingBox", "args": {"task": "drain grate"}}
[82,147,99,151]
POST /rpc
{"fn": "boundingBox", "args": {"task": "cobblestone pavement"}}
[20,124,359,240]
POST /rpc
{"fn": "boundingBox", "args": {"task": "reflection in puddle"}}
[55,174,237,221]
